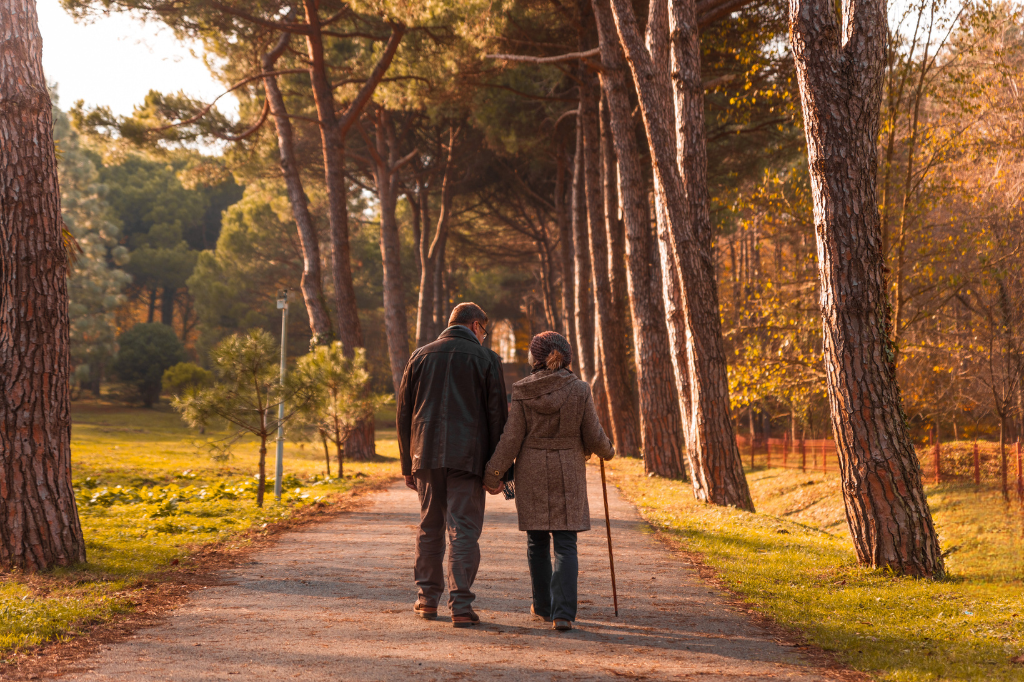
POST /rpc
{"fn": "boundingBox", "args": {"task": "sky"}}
[37,0,233,117]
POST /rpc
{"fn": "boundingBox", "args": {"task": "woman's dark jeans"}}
[526,530,578,621]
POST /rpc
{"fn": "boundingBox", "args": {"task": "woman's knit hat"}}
[529,331,573,371]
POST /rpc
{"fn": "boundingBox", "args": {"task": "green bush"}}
[162,362,213,398]
[113,323,186,407]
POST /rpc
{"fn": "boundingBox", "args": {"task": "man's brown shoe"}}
[413,602,437,620]
[553,619,572,631]
[531,605,551,622]
[452,610,480,628]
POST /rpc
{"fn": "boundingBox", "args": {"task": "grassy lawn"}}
[602,455,1024,681]
[0,399,400,657]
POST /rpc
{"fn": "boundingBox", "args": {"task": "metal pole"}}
[275,290,289,502]
[599,459,618,617]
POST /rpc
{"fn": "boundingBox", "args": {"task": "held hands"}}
[404,475,417,491]
[483,483,503,495]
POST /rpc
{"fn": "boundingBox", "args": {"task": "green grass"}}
[0,399,401,656]
[602,457,1024,681]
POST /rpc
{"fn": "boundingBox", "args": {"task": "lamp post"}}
[275,289,289,502]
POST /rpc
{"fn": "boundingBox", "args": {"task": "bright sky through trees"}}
[37,0,230,116]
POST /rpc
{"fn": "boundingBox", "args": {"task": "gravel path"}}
[61,467,840,681]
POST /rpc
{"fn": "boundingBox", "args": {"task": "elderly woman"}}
[482,332,614,631]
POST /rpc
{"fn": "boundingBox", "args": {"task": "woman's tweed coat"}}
[482,368,614,532]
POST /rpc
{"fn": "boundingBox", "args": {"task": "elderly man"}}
[397,302,508,628]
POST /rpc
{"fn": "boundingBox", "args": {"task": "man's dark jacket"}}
[397,326,508,477]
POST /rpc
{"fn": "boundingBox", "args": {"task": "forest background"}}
[55,0,1024,462]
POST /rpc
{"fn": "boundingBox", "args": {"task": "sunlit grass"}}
[0,399,400,655]
[602,457,1024,681]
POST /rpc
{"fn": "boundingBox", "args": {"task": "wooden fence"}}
[737,435,1024,503]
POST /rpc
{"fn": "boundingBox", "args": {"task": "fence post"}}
[783,435,789,469]
[822,439,827,474]
[1017,439,1023,509]
[1001,421,1008,502]
[973,440,980,487]
[800,438,806,472]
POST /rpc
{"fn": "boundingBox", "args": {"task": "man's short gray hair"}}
[448,302,488,327]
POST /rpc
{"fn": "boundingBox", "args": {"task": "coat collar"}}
[438,325,480,345]
[511,368,576,400]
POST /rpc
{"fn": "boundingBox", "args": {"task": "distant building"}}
[492,319,529,402]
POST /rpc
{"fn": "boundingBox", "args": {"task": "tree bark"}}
[789,0,944,576]
[0,0,87,571]
[593,0,688,478]
[609,0,753,510]
[260,37,335,346]
[646,0,694,451]
[370,109,413,395]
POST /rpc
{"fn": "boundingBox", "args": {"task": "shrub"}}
[112,323,186,407]
[162,362,213,398]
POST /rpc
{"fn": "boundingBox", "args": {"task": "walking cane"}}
[599,458,619,617]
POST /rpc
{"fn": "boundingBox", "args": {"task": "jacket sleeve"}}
[484,352,508,459]
[396,354,416,476]
[581,384,615,461]
[482,398,525,489]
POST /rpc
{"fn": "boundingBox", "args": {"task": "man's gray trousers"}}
[414,467,486,616]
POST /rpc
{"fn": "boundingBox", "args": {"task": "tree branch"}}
[486,47,602,64]
[337,23,407,137]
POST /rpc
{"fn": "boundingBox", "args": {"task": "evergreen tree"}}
[54,99,131,395]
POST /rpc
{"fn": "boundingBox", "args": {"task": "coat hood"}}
[511,369,577,414]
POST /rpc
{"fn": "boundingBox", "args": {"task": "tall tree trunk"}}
[302,10,403,459]
[589,92,641,456]
[789,0,944,576]
[371,109,413,395]
[432,233,450,336]
[415,180,436,347]
[602,111,633,355]
[418,131,457,345]
[593,0,687,478]
[556,140,575,342]
[609,0,753,510]
[261,35,334,351]
[147,286,157,323]
[646,0,694,454]
[572,7,598,383]
[578,73,605,387]
[539,242,560,330]
[569,120,587,373]
[0,0,86,571]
